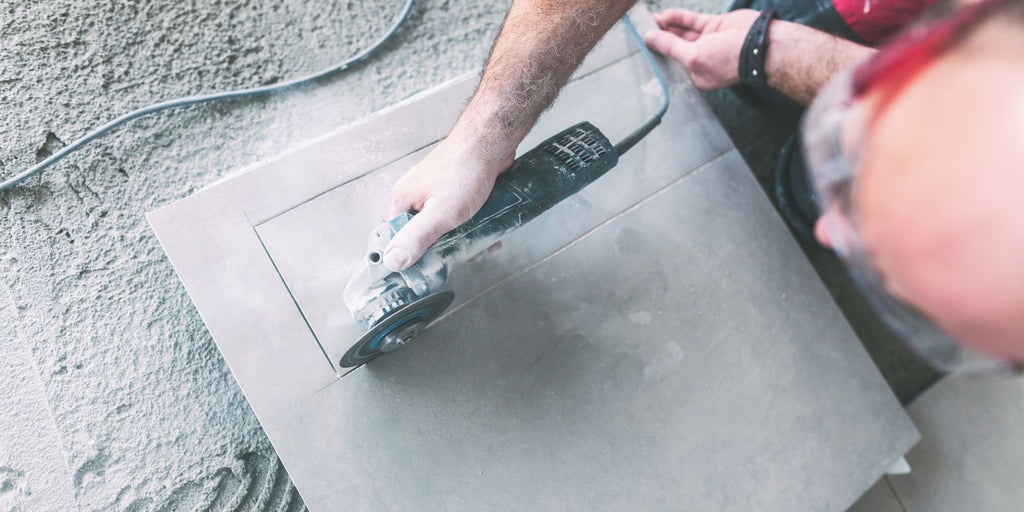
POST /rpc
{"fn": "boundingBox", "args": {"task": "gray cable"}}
[0,0,416,192]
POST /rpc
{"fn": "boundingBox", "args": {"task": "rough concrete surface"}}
[0,0,729,510]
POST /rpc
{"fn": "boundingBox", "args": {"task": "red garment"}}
[833,0,939,44]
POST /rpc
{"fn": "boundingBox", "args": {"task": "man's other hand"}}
[644,9,760,91]
[382,139,513,272]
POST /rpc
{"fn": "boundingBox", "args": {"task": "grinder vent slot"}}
[544,126,609,171]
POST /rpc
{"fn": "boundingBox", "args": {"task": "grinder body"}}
[341,121,619,367]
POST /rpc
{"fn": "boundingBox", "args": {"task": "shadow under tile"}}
[847,477,905,512]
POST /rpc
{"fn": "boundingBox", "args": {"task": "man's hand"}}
[645,8,874,104]
[643,9,760,91]
[379,0,636,272]
[383,137,513,271]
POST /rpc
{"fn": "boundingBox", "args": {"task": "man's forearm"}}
[450,0,637,167]
[766,20,875,105]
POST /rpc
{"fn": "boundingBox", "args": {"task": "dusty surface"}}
[0,0,725,510]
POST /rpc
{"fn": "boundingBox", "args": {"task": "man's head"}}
[809,0,1024,366]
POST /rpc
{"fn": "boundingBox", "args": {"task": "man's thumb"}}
[383,205,455,271]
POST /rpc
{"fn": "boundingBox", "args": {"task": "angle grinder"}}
[340,17,669,367]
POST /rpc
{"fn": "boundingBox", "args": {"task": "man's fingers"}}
[654,9,712,32]
[644,30,696,67]
[383,201,458,271]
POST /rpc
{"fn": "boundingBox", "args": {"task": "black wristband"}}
[738,10,776,90]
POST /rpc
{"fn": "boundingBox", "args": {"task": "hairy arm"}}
[645,9,875,105]
[383,0,636,271]
[456,0,637,161]
[765,20,875,104]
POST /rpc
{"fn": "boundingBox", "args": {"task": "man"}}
[380,0,1024,370]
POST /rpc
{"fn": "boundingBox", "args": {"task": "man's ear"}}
[814,217,833,249]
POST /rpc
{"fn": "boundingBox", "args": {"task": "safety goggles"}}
[801,0,1021,375]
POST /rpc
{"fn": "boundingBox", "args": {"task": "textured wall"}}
[0,0,720,510]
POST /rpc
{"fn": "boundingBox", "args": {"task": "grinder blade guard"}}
[340,17,668,367]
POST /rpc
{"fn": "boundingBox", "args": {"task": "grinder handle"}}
[428,121,619,264]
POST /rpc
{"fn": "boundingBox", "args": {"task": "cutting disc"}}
[340,291,455,368]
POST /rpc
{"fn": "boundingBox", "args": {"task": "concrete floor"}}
[0,0,937,510]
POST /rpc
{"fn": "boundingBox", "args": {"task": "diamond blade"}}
[339,291,455,368]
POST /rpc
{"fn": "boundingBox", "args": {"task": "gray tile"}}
[700,86,942,405]
[888,376,1024,511]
